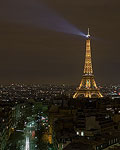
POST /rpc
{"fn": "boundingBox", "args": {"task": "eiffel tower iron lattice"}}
[73,28,103,98]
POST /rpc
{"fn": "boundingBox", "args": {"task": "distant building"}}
[0,106,13,150]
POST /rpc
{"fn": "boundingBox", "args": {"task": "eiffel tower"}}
[73,28,103,98]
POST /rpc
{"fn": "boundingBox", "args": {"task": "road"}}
[5,110,50,150]
[20,119,38,150]
[6,116,38,150]
[5,103,55,150]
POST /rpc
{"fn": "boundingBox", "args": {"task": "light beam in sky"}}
[0,0,86,37]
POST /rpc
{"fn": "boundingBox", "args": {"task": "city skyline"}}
[0,0,120,84]
[1,1,120,150]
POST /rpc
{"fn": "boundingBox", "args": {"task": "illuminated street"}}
[5,105,50,150]
[6,117,38,150]
[20,119,38,150]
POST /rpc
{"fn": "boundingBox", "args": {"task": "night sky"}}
[0,0,120,85]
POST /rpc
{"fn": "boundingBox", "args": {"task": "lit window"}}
[81,131,84,136]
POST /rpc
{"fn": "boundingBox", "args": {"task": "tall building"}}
[73,28,103,98]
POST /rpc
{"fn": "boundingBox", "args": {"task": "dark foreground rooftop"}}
[63,142,94,150]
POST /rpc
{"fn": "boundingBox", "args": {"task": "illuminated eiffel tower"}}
[73,28,103,98]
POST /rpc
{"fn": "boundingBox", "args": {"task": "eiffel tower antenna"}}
[87,28,90,38]
[73,29,103,98]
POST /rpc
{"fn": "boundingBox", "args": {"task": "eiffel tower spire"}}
[87,28,90,38]
[84,28,93,75]
[73,28,103,98]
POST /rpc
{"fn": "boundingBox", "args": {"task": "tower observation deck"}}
[73,28,103,98]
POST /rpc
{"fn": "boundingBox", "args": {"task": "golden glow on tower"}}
[84,39,93,75]
[73,28,103,98]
